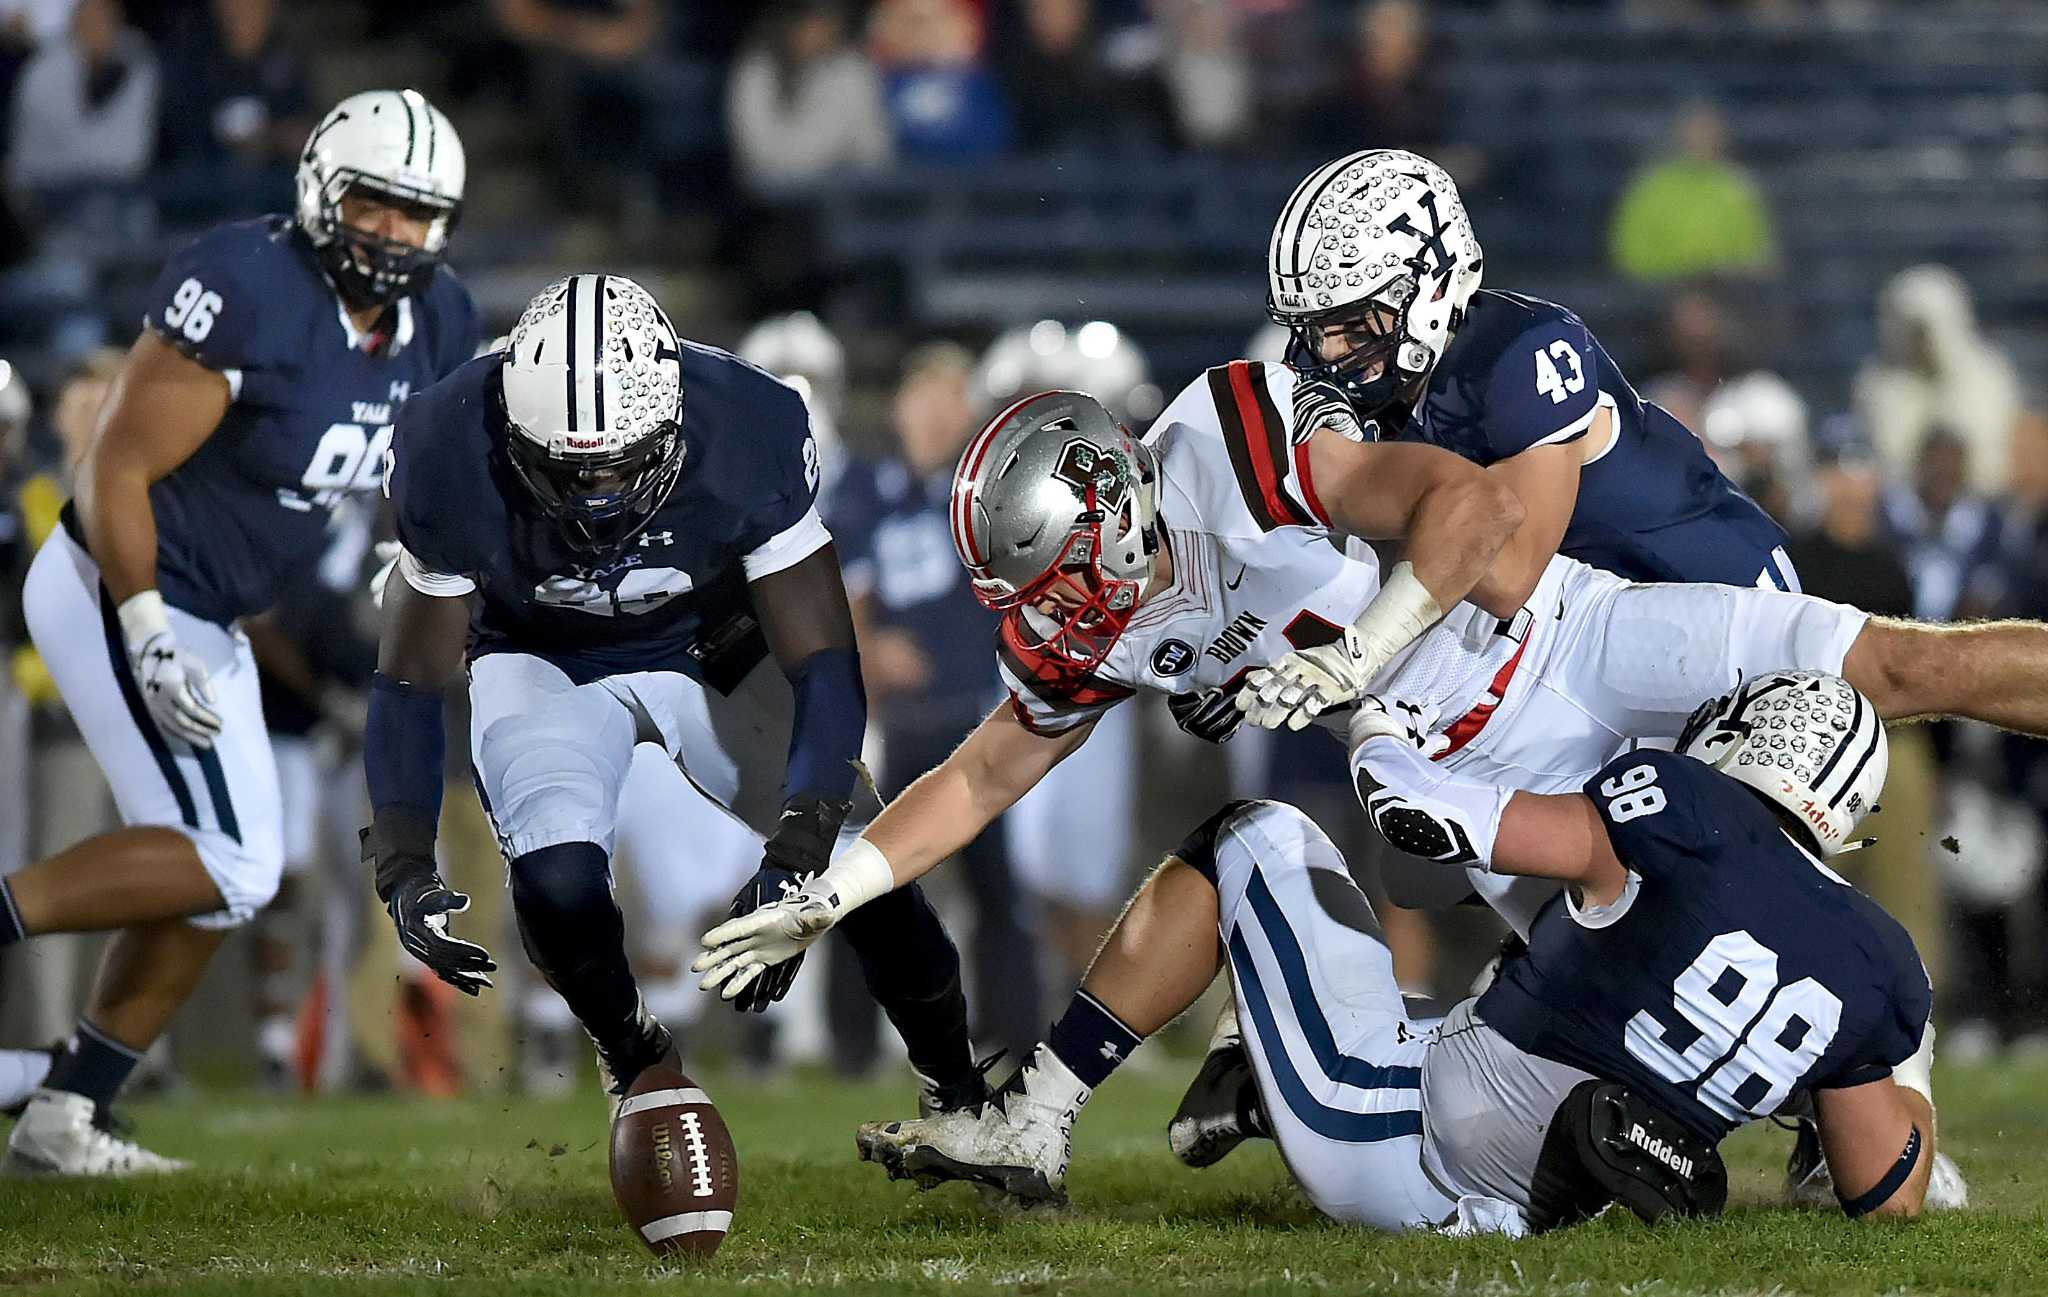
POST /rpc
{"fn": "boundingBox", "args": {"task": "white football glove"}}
[119,592,221,748]
[691,838,898,1004]
[1236,561,1443,732]
[693,882,841,1004]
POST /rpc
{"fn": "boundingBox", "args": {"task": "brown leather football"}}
[608,1064,740,1258]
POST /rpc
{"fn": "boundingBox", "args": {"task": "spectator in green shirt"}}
[1609,99,1778,281]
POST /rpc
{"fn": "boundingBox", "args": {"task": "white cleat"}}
[3,1090,188,1176]
[857,1047,1086,1206]
[1927,1152,1969,1211]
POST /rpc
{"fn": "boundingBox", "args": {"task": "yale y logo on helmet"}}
[296,89,466,310]
[1267,150,1483,428]
[951,390,1160,675]
[499,274,688,556]
[1677,671,1889,856]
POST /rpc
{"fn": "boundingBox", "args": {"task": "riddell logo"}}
[1626,1122,1694,1179]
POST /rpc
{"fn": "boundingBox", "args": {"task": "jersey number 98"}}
[162,278,224,345]
[1625,930,1844,1122]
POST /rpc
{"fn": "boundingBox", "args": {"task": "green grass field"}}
[3,1059,2046,1296]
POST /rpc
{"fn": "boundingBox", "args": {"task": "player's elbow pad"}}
[1350,737,1509,868]
[366,671,447,825]
[785,646,866,803]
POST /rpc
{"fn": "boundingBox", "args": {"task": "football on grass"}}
[608,1063,739,1258]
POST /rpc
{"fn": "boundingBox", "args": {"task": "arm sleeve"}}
[995,615,1133,736]
[1582,751,1715,884]
[1203,361,1329,530]
[365,673,446,826]
[1483,320,1604,458]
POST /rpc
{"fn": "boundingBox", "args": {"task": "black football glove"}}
[718,795,852,1013]
[363,810,496,997]
[1169,686,1244,744]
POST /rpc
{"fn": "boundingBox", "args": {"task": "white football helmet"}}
[1677,671,1888,857]
[737,311,846,489]
[296,89,466,308]
[1267,150,1483,423]
[951,389,1160,673]
[976,320,1163,425]
[500,274,686,555]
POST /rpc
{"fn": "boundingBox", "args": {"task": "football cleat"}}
[3,1090,188,1176]
[1168,1039,1269,1169]
[916,1052,1005,1119]
[858,1047,1086,1206]
[597,1015,679,1121]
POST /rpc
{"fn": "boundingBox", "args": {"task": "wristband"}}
[116,589,173,649]
[808,837,897,917]
[1350,561,1443,681]
[1839,1124,1921,1219]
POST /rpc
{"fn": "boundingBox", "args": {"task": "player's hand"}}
[365,813,495,996]
[694,878,842,1005]
[1348,695,1447,758]
[118,592,222,748]
[383,871,497,996]
[1238,629,1375,731]
[712,865,809,1012]
[1168,685,1244,744]
[1291,376,1372,443]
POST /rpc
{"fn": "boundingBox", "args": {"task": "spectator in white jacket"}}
[1855,264,2023,497]
[727,0,891,195]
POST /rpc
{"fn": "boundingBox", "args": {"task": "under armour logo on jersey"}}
[1386,190,1453,282]
[389,380,412,404]
[639,530,673,547]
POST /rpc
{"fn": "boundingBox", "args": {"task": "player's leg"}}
[1844,616,2048,736]
[7,534,284,1172]
[468,654,666,1095]
[640,661,981,1102]
[857,810,1232,1203]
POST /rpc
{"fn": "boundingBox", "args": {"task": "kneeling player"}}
[365,275,984,1110]
[851,673,1954,1229]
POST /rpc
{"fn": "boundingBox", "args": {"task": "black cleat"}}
[1168,1040,1268,1169]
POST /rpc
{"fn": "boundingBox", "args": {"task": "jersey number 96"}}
[162,278,224,345]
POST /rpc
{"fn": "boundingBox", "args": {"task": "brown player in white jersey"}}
[693,373,2048,993]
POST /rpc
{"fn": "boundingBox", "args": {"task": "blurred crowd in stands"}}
[2,0,2047,1091]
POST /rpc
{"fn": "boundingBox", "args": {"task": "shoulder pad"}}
[144,217,306,375]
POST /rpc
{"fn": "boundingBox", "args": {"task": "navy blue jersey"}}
[388,346,823,688]
[135,215,478,625]
[1478,750,1929,1144]
[1398,290,1788,586]
[825,457,999,723]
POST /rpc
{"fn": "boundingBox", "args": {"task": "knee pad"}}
[508,842,616,926]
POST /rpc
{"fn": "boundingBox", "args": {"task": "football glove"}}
[118,592,221,748]
[1168,685,1244,744]
[696,837,896,1006]
[1238,562,1442,732]
[1291,376,1372,444]
[364,811,495,996]
[715,865,809,1012]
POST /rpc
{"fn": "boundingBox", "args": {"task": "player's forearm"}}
[1403,473,1526,619]
[860,758,1002,888]
[781,646,866,805]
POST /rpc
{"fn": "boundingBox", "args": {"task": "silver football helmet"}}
[950,390,1161,673]
[1677,671,1888,857]
[1267,150,1483,425]
[296,89,466,308]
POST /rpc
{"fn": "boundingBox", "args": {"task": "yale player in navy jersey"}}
[851,673,1949,1228]
[1266,150,1794,602]
[366,275,984,1111]
[0,90,476,1175]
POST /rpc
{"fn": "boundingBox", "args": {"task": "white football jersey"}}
[998,361,1539,744]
